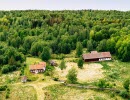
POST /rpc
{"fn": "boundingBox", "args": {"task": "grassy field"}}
[0,85,37,100]
[0,55,129,100]
[10,85,36,100]
[99,60,130,87]
[0,71,20,85]
[43,84,123,100]
[43,59,130,100]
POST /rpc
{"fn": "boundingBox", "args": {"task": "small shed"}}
[21,76,27,83]
[49,60,57,66]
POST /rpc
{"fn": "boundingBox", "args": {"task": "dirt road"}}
[26,81,59,100]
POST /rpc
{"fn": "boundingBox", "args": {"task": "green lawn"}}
[26,57,42,66]
[25,57,42,76]
[24,57,42,81]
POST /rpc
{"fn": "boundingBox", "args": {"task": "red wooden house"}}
[29,62,46,74]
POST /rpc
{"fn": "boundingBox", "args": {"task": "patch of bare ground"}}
[55,62,104,82]
[78,63,104,82]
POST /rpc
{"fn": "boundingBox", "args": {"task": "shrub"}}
[20,66,25,76]
[0,85,7,91]
[53,77,59,81]
[27,76,38,82]
[97,79,107,88]
[97,79,113,88]
[44,65,55,76]
[1,65,9,74]
[59,60,66,70]
[6,88,10,99]
[2,65,17,74]
[66,67,77,84]
[77,58,83,69]
[123,79,130,92]
[119,90,129,98]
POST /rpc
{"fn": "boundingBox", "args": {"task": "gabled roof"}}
[83,53,100,59]
[29,62,46,70]
[83,51,111,60]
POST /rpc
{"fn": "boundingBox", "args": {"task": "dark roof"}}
[83,51,111,60]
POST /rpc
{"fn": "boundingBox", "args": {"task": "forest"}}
[0,10,130,73]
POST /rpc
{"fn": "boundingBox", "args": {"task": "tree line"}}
[0,10,130,73]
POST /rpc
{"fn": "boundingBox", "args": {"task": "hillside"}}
[0,10,130,100]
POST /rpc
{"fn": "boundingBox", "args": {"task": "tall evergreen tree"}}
[76,42,83,57]
[40,47,51,61]
[59,59,66,70]
[78,57,83,69]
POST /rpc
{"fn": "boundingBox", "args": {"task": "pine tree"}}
[40,47,51,61]
[59,60,66,70]
[78,58,83,69]
[76,42,83,57]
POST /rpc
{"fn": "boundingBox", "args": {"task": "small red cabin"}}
[29,62,46,74]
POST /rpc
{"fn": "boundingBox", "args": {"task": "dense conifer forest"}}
[0,10,130,73]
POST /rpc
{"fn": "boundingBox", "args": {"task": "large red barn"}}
[82,51,112,62]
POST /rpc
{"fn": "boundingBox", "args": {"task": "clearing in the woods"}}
[55,62,104,82]
[0,57,129,100]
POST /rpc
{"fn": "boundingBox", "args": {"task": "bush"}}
[123,79,130,92]
[119,90,129,98]
[27,76,38,82]
[20,66,25,76]
[44,65,55,76]
[6,88,10,99]
[8,65,17,71]
[77,58,83,69]
[59,60,66,70]
[53,77,59,81]
[97,79,107,88]
[0,85,7,91]
[1,65,17,74]
[66,67,77,84]
[97,79,113,88]
[1,65,9,74]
